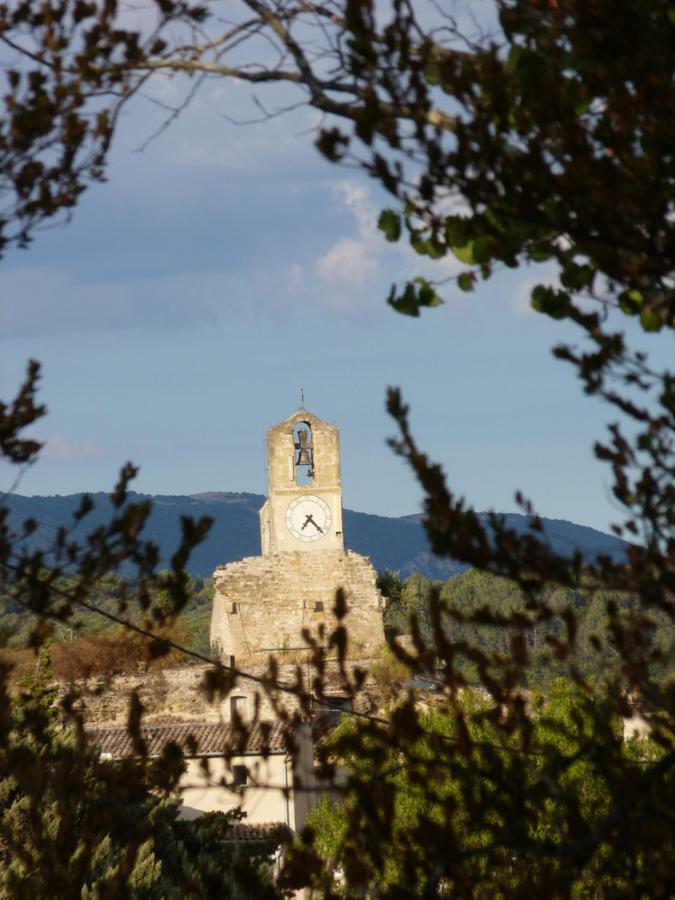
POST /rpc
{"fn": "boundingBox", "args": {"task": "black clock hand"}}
[302,514,324,533]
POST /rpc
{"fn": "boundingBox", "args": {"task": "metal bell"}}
[294,428,313,467]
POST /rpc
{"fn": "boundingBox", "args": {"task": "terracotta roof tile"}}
[89,720,290,759]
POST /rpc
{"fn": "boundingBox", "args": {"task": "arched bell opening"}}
[293,421,314,485]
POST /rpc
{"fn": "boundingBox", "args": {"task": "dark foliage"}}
[1,2,674,897]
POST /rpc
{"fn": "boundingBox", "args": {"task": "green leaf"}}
[457,272,475,292]
[618,289,642,316]
[410,231,427,255]
[415,278,444,308]
[387,283,419,317]
[451,242,475,265]
[529,241,553,263]
[444,216,469,247]
[378,209,401,242]
[506,45,525,74]
[387,280,443,316]
[426,238,446,260]
[530,285,571,320]
[639,308,663,332]
[472,236,495,264]
[561,262,595,291]
[425,61,441,86]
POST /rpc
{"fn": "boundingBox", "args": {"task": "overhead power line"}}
[0,556,658,764]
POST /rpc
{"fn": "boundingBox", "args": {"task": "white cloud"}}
[41,434,105,462]
[314,182,383,299]
[316,238,378,287]
[336,182,379,242]
[313,179,466,308]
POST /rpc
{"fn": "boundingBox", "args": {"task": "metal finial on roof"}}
[300,387,305,409]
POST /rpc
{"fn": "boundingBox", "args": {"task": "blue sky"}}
[0,73,667,533]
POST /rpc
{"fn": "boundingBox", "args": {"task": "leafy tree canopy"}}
[0,2,674,897]
[1,1,673,330]
[296,681,672,897]
[0,649,279,899]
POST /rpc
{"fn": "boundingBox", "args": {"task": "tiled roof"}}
[88,720,290,760]
[222,822,291,844]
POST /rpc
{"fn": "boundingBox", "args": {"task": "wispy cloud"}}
[311,182,389,306]
[316,237,379,287]
[308,180,465,309]
[315,182,381,288]
[41,434,105,462]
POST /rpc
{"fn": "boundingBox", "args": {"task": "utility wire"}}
[0,556,657,763]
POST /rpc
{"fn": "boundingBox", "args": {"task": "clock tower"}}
[259,410,344,554]
[210,409,384,666]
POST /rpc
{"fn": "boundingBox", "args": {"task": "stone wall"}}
[76,665,219,727]
[76,660,378,727]
[210,549,385,664]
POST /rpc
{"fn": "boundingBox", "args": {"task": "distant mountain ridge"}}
[4,491,629,580]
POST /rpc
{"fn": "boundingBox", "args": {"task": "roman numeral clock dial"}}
[285,495,332,543]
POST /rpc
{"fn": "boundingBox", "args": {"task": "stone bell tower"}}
[210,410,384,665]
[259,410,344,554]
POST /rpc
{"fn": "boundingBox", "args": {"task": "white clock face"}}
[285,495,332,543]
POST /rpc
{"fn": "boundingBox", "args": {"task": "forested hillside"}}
[3,567,672,692]
[381,570,675,685]
[4,491,628,579]
[2,492,634,680]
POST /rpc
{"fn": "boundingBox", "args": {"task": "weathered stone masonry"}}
[210,409,385,664]
[211,549,384,662]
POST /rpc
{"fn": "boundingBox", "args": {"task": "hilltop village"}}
[80,410,388,845]
[2,408,667,896]
[48,409,648,856]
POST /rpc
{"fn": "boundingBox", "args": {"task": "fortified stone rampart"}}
[210,549,384,663]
